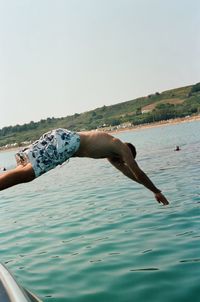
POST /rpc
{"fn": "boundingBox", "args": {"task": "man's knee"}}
[20,164,36,183]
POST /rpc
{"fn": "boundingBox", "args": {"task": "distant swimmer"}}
[0,129,169,205]
[174,146,181,151]
[0,167,6,171]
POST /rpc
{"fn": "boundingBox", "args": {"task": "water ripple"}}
[1,121,200,302]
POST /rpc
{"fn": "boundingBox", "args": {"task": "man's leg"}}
[0,163,35,191]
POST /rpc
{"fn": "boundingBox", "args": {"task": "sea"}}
[0,120,200,302]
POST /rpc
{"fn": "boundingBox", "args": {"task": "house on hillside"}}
[141,109,151,114]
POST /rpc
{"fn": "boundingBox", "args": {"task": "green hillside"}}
[0,83,200,148]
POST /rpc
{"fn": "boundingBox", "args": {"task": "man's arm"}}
[111,141,169,205]
[0,164,35,191]
[108,158,141,184]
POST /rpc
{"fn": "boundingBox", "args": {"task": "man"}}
[0,128,169,205]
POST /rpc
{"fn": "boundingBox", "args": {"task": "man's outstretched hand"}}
[154,192,169,205]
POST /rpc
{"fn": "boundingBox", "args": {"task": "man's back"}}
[75,131,122,159]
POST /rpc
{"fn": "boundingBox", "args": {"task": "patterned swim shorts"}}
[15,128,80,177]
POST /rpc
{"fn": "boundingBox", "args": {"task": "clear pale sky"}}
[0,0,199,129]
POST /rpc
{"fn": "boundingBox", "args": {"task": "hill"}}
[0,83,200,148]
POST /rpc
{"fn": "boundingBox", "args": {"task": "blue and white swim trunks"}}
[15,129,80,177]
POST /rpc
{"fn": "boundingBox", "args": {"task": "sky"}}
[0,0,200,129]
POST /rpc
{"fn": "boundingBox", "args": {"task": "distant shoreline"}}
[108,114,200,135]
[0,114,200,153]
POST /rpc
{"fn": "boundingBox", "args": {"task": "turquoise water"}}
[0,121,200,302]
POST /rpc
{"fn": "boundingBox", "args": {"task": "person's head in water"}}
[125,143,137,159]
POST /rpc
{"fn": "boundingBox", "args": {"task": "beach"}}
[109,114,200,134]
[0,114,200,153]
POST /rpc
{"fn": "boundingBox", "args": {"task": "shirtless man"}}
[0,128,169,205]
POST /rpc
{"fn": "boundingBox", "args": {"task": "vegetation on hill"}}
[0,83,200,147]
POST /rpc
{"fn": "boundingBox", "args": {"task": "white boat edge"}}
[0,263,42,302]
